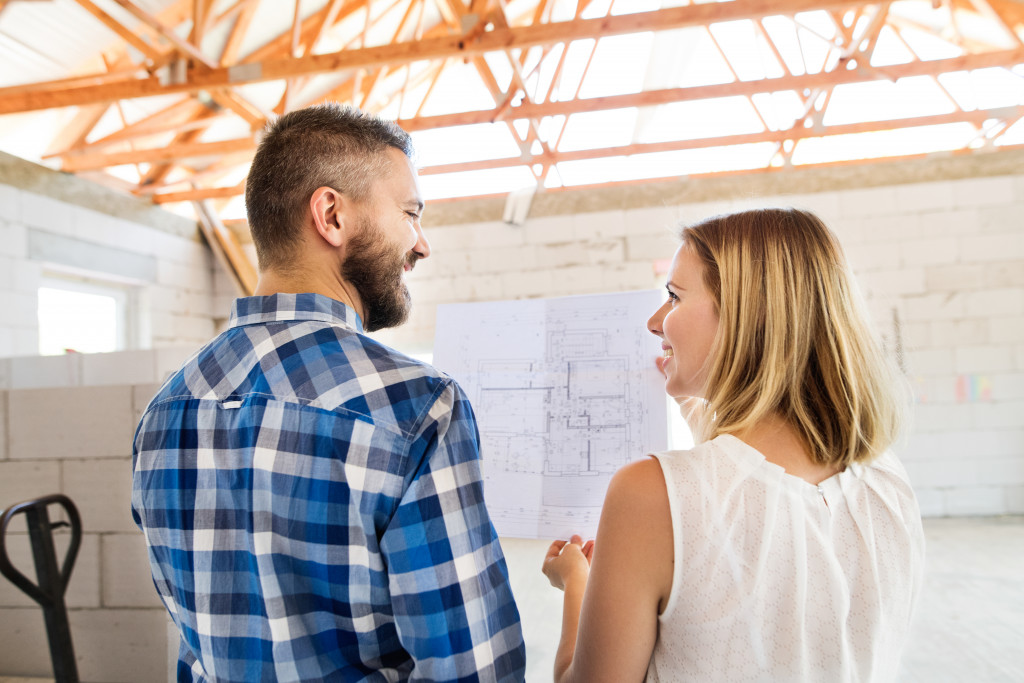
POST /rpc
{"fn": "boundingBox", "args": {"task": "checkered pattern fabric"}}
[132,293,525,683]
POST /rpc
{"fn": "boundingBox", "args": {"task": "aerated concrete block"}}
[0,531,99,609]
[101,533,162,609]
[0,460,59,510]
[0,390,7,458]
[9,385,133,460]
[70,608,169,683]
[62,458,135,533]
[81,350,159,387]
[8,354,81,390]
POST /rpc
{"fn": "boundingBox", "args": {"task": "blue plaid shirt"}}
[132,293,525,682]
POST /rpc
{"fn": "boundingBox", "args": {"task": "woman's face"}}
[647,243,720,399]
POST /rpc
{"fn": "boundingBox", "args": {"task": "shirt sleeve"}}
[380,379,526,683]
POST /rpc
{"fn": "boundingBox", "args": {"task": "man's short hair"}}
[245,103,414,271]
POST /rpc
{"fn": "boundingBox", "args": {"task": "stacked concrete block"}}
[395,172,1024,517]
[0,375,170,681]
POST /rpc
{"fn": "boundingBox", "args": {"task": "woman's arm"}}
[543,457,674,683]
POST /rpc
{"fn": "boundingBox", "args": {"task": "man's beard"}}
[342,217,418,332]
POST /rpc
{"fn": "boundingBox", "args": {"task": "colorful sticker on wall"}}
[912,376,928,404]
[955,374,992,403]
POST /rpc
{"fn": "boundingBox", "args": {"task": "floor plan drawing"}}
[434,290,669,539]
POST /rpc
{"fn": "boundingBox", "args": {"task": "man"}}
[132,104,526,682]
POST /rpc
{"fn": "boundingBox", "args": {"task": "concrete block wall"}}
[0,156,221,357]
[376,172,1024,518]
[0,376,170,681]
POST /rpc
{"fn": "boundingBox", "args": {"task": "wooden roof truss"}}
[0,0,1021,212]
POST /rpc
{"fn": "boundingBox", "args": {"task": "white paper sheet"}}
[433,290,669,539]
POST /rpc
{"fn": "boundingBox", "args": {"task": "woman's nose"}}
[647,302,668,337]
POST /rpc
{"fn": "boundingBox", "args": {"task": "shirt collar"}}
[228,293,364,333]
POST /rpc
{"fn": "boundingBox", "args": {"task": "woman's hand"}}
[543,534,595,591]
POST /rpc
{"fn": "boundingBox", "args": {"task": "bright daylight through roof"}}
[0,0,1021,221]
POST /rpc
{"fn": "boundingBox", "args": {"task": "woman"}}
[542,208,924,682]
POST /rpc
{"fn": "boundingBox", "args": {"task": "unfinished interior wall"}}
[0,352,187,681]
[0,155,1021,680]
[374,158,1024,519]
[0,151,222,359]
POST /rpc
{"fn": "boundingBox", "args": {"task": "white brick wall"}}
[1,171,1022,680]
[0,373,170,681]
[393,172,1024,518]
[0,179,219,356]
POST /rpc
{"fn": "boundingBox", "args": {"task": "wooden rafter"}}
[1,0,1020,213]
[417,108,1016,177]
[0,0,880,114]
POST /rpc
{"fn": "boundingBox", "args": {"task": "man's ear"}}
[309,186,350,249]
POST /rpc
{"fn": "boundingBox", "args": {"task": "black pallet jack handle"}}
[0,494,82,683]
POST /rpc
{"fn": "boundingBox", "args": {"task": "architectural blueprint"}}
[433,290,668,539]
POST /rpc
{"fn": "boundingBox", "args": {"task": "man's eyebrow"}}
[404,199,425,212]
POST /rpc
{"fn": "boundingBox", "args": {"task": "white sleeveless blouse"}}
[646,435,924,683]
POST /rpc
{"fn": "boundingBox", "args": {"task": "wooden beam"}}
[44,104,109,155]
[208,88,269,129]
[394,47,1024,131]
[72,98,208,150]
[219,0,260,65]
[194,200,257,295]
[53,44,1024,170]
[60,136,257,172]
[153,182,245,203]
[416,107,1017,176]
[74,0,164,63]
[0,0,881,113]
[142,105,1020,203]
[107,0,215,67]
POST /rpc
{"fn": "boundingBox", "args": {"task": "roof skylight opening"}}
[552,38,596,100]
[639,97,765,143]
[791,122,978,165]
[897,25,963,60]
[825,76,958,126]
[709,20,784,82]
[995,117,1024,146]
[577,33,654,98]
[545,165,565,189]
[751,91,806,132]
[415,61,497,116]
[869,26,917,67]
[670,27,736,87]
[538,115,567,141]
[957,68,1024,110]
[557,108,639,152]
[221,196,248,221]
[761,16,808,76]
[419,166,538,200]
[483,51,514,93]
[793,11,837,75]
[579,0,614,20]
[411,124,522,167]
[610,0,661,16]
[513,119,530,139]
[534,43,565,103]
[556,142,778,186]
[106,163,143,185]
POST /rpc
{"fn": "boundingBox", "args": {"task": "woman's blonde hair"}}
[683,208,907,468]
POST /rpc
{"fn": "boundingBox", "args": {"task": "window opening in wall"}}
[37,276,130,355]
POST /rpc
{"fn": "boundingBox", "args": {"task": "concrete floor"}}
[899,516,1024,682]
[501,515,1024,682]
[3,516,1021,683]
